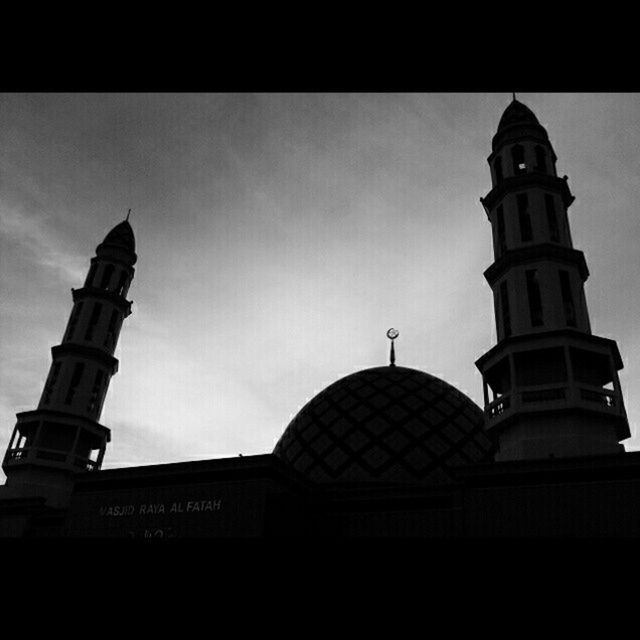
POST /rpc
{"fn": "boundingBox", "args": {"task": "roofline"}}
[73,453,313,493]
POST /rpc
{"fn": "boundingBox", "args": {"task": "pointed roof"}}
[101,220,135,253]
[492,98,549,152]
[497,98,541,132]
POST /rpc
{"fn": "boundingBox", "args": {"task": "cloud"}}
[0,201,85,284]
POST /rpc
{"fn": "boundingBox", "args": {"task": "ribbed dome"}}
[273,366,494,485]
[101,220,135,253]
[497,99,540,131]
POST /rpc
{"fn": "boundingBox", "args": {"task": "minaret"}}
[2,219,137,506]
[475,98,630,461]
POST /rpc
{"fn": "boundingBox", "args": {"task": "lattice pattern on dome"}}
[273,366,495,485]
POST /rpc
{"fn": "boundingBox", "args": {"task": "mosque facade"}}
[2,98,640,538]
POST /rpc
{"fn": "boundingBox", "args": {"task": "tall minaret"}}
[2,219,137,506]
[475,98,630,461]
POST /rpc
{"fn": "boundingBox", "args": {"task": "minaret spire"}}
[475,99,630,461]
[2,220,137,506]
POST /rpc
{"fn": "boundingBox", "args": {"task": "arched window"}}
[496,205,507,256]
[115,270,129,296]
[517,194,532,242]
[84,303,103,341]
[64,362,85,405]
[87,369,105,414]
[545,194,560,242]
[99,264,115,290]
[512,144,526,175]
[42,362,61,405]
[64,302,84,342]
[494,156,503,184]
[85,262,98,288]
[535,145,547,173]
[559,270,576,327]
[103,309,121,349]
[500,281,511,338]
[526,270,544,327]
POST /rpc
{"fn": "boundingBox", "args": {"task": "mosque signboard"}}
[63,473,276,537]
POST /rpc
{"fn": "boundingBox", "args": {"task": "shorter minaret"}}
[2,219,137,506]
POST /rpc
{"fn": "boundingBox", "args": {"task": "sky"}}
[1,92,640,477]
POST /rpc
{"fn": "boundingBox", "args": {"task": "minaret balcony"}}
[5,446,102,472]
[51,343,119,375]
[72,286,132,317]
[484,244,589,287]
[481,172,575,212]
[2,410,110,475]
[485,382,625,431]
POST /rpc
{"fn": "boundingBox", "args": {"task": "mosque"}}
[1,97,639,538]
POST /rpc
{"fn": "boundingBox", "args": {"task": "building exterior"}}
[475,100,629,461]
[1,98,639,538]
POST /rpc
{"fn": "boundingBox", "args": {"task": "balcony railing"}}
[486,384,621,420]
[580,387,616,407]
[488,395,510,418]
[4,445,101,472]
[522,387,566,403]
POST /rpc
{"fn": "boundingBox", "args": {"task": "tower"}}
[475,98,630,461]
[2,219,137,506]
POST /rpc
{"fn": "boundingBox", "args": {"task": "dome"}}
[492,99,549,152]
[497,99,540,131]
[100,220,135,253]
[96,220,137,265]
[273,366,494,485]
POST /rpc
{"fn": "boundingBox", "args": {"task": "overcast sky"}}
[2,92,640,475]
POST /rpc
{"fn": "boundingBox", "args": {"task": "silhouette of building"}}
[2,97,640,538]
[476,100,629,460]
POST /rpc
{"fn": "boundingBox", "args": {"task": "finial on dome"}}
[512,92,517,102]
[126,208,131,222]
[386,328,399,367]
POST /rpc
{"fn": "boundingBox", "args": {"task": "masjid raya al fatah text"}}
[1,97,639,538]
